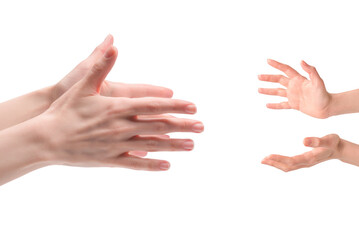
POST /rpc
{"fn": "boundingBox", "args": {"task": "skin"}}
[259,59,359,171]
[0,40,204,186]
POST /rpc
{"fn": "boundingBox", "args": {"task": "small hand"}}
[43,45,203,171]
[262,134,341,172]
[53,34,173,100]
[258,59,332,119]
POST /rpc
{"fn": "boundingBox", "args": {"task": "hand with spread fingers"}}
[258,59,332,119]
[0,39,204,186]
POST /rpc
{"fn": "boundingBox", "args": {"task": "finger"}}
[304,134,339,148]
[108,82,174,98]
[300,60,324,86]
[124,98,197,116]
[82,45,118,94]
[258,88,287,97]
[266,102,291,109]
[303,137,321,148]
[262,156,291,172]
[126,136,194,152]
[135,114,177,120]
[134,118,204,135]
[105,154,171,171]
[128,151,148,157]
[89,34,114,60]
[267,59,300,78]
[258,74,289,87]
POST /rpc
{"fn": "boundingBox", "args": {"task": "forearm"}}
[0,117,50,186]
[329,89,359,116]
[0,86,54,131]
[337,138,359,167]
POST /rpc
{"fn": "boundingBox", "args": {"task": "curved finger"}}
[262,155,292,172]
[105,154,171,171]
[267,59,300,78]
[258,74,289,87]
[258,88,287,97]
[300,60,324,86]
[126,136,194,152]
[134,118,204,135]
[303,134,339,148]
[88,34,114,60]
[266,102,291,109]
[124,98,197,115]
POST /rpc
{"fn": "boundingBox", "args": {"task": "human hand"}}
[41,45,203,171]
[52,34,173,101]
[262,134,341,172]
[258,59,332,119]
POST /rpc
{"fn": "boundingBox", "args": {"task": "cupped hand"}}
[41,45,203,171]
[52,34,173,101]
[258,59,332,119]
[262,134,341,172]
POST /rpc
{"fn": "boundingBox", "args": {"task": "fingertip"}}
[159,161,170,171]
[166,88,174,98]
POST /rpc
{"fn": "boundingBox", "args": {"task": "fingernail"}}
[185,104,197,114]
[183,140,194,150]
[306,139,312,145]
[159,162,170,170]
[192,123,204,133]
[104,46,115,58]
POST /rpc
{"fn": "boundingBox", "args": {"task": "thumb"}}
[303,137,321,148]
[300,60,324,86]
[304,134,339,148]
[82,45,118,94]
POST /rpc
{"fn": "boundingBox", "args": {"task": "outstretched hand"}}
[262,134,341,172]
[42,45,203,171]
[258,59,332,119]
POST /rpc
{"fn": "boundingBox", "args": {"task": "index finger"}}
[267,59,300,78]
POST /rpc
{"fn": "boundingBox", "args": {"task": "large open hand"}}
[53,34,173,101]
[258,59,332,119]
[262,134,341,172]
[41,45,204,171]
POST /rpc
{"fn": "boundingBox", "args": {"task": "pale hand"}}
[262,134,341,172]
[40,45,204,171]
[258,59,332,119]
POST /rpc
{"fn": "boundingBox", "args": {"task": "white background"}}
[1,0,359,239]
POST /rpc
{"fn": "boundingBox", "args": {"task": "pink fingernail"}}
[159,162,170,170]
[183,140,194,150]
[185,104,197,114]
[192,123,204,133]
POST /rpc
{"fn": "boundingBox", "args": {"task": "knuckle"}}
[155,121,169,132]
[146,139,159,150]
[91,62,103,75]
[146,102,161,113]
[129,160,142,170]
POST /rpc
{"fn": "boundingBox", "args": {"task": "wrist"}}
[327,93,341,118]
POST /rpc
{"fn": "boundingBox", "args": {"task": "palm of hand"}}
[286,75,331,119]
